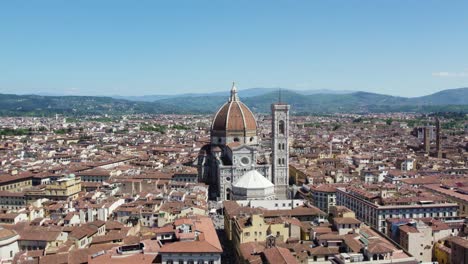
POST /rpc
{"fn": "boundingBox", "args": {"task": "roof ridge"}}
[236,101,248,137]
[276,246,289,261]
[211,102,229,131]
[225,101,233,133]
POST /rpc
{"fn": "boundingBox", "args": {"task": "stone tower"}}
[271,101,290,199]
[436,118,442,158]
[424,126,430,154]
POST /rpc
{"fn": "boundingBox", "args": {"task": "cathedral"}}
[197,83,290,201]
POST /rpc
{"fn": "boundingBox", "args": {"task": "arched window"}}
[278,158,282,165]
[278,143,281,149]
[279,120,285,135]
[233,137,240,142]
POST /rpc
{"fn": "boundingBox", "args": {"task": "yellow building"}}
[233,214,269,246]
[0,174,33,192]
[434,240,451,264]
[267,218,291,242]
[45,175,81,201]
[232,214,300,258]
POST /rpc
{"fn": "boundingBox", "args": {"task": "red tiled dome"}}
[212,101,257,132]
[211,83,257,134]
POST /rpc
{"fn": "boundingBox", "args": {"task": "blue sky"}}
[0,1,467,97]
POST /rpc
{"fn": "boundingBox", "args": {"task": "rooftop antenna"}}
[278,88,282,104]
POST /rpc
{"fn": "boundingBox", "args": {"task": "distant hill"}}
[156,88,468,114]
[0,93,199,116]
[410,88,468,105]
[111,88,356,102]
[0,87,467,116]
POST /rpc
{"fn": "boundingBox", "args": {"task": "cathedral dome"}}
[211,83,257,145]
[212,101,257,132]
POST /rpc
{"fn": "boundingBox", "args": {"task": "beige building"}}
[329,205,356,219]
[399,221,432,263]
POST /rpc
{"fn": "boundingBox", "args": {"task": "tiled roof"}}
[263,246,298,264]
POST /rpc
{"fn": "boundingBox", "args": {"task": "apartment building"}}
[337,186,459,232]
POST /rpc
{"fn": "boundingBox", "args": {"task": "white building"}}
[0,227,19,262]
[310,185,337,213]
[236,199,305,210]
[158,217,222,264]
[337,187,459,233]
[400,158,415,171]
[231,170,275,200]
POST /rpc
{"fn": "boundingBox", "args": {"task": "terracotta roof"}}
[263,246,298,264]
[449,236,468,249]
[239,242,265,264]
[0,227,17,240]
[159,240,222,253]
[64,212,77,221]
[90,232,125,244]
[263,206,326,218]
[212,98,257,133]
[105,220,125,231]
[0,173,33,184]
[309,246,339,255]
[15,226,62,242]
[88,251,156,264]
[343,234,363,253]
[334,217,361,225]
[153,224,175,234]
[70,225,98,240]
[367,240,394,254]
[159,216,222,254]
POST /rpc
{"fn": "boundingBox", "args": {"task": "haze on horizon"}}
[1,0,467,97]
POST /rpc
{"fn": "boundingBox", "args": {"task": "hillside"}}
[410,88,468,105]
[0,93,196,116]
[111,88,356,102]
[157,88,468,114]
[0,87,467,116]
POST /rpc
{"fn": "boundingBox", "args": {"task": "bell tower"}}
[271,98,290,199]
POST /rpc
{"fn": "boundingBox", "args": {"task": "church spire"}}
[230,81,239,102]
